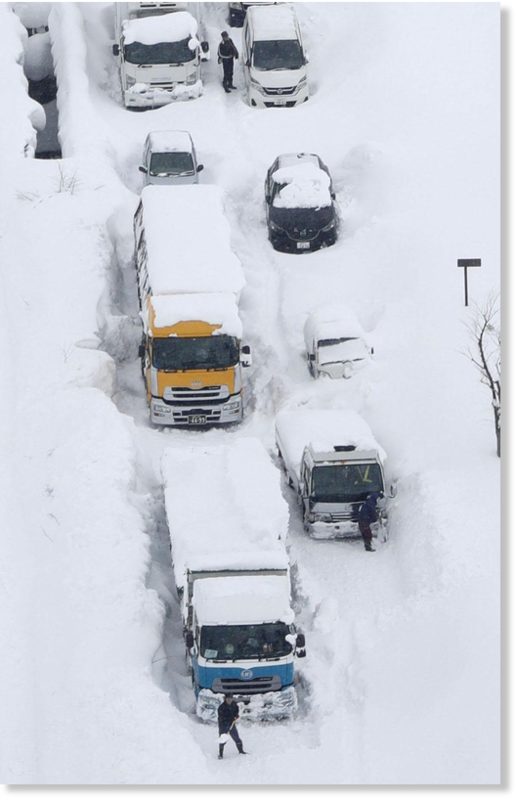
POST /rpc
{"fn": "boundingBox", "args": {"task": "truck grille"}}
[172,408,222,423]
[212,676,282,695]
[165,385,229,405]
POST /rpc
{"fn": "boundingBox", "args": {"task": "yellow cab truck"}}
[134,185,251,426]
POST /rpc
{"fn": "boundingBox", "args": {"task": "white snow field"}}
[0,1,500,786]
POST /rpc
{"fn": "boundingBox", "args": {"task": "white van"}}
[139,131,204,185]
[242,4,308,108]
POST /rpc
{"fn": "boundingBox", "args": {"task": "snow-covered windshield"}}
[312,463,383,502]
[124,38,195,65]
[200,622,292,661]
[253,40,304,71]
[152,335,239,371]
[317,337,369,365]
[149,152,194,176]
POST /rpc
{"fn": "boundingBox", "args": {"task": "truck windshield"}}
[312,463,383,502]
[152,335,239,371]
[253,40,304,71]
[200,623,292,661]
[124,38,196,65]
[149,152,194,176]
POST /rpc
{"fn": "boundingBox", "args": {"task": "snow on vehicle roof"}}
[162,438,289,591]
[275,408,385,475]
[193,575,294,626]
[150,293,242,336]
[138,185,244,296]
[272,160,331,209]
[146,130,193,153]
[247,3,300,41]
[304,305,366,348]
[123,10,198,45]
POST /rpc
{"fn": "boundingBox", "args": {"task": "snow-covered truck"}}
[134,185,251,426]
[276,408,396,540]
[112,4,209,108]
[162,438,306,721]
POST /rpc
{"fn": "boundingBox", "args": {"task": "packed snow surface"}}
[247,3,300,41]
[138,185,244,295]
[151,293,242,337]
[145,129,194,153]
[193,575,294,626]
[162,438,289,591]
[123,11,198,45]
[276,408,385,477]
[272,160,331,209]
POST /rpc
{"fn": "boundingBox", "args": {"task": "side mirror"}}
[245,59,251,68]
[296,632,305,649]
[197,164,204,173]
[265,194,271,204]
[201,41,209,53]
[138,343,146,359]
[241,344,252,367]
[331,191,336,200]
[185,631,194,649]
[389,482,398,499]
[371,346,375,356]
[308,353,315,361]
[138,166,147,174]
[112,44,119,57]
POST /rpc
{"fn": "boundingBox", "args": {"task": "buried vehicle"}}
[139,130,203,186]
[276,408,396,540]
[162,438,306,721]
[265,153,338,252]
[304,305,373,379]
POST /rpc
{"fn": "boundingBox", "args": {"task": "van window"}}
[253,40,304,71]
[149,152,194,176]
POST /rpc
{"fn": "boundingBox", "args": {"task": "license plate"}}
[297,241,310,250]
[189,415,207,425]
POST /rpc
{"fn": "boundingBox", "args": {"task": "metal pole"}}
[464,267,468,306]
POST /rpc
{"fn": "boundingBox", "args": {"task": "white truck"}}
[162,438,306,721]
[112,3,209,108]
[275,408,396,540]
[304,305,373,379]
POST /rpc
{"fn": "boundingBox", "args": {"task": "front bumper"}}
[270,227,337,254]
[123,80,202,108]
[196,685,297,722]
[248,82,309,109]
[150,395,243,427]
[307,519,386,541]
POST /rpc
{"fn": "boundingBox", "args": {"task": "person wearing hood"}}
[357,492,382,552]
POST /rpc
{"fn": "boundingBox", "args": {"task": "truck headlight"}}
[126,76,136,88]
[185,72,197,86]
[225,401,241,412]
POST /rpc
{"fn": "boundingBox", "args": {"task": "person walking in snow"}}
[357,492,382,552]
[218,694,246,759]
[217,31,239,93]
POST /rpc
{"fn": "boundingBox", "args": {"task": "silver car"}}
[139,130,204,186]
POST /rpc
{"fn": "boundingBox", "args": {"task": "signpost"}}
[457,258,481,306]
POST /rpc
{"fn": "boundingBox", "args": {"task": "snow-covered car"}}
[264,153,338,252]
[304,305,373,379]
[139,130,204,185]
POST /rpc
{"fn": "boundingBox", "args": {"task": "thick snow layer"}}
[272,160,331,209]
[276,407,385,478]
[0,6,45,158]
[146,129,194,153]
[193,575,294,626]
[123,10,198,45]
[247,3,299,41]
[10,2,51,28]
[162,438,289,592]
[139,185,244,295]
[304,304,367,346]
[23,30,53,81]
[151,292,242,337]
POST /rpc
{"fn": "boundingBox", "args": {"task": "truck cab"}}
[186,575,305,720]
[113,7,209,108]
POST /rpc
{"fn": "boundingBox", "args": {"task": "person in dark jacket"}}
[217,694,246,758]
[357,492,382,552]
[217,31,239,93]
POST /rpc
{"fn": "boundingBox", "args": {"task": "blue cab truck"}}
[162,438,306,721]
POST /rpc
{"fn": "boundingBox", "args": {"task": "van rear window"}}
[253,40,304,71]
